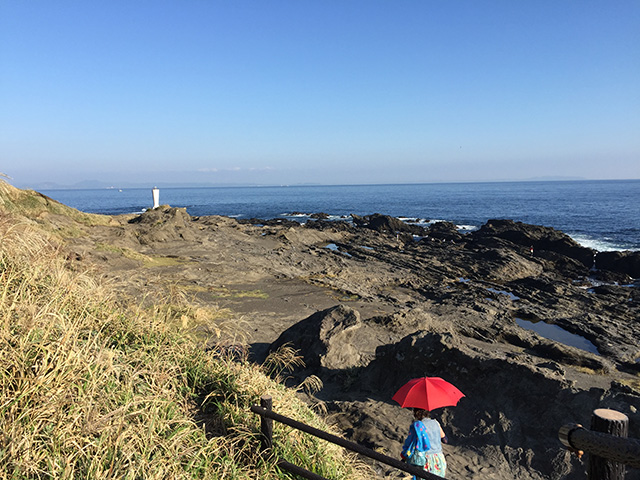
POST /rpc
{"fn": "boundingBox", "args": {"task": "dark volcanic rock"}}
[128,206,196,243]
[238,217,301,228]
[306,219,356,232]
[426,221,464,242]
[8,183,640,480]
[533,250,592,278]
[363,331,631,478]
[270,307,638,480]
[596,250,640,279]
[590,269,633,284]
[469,247,544,282]
[269,305,365,371]
[590,284,636,298]
[269,305,431,375]
[351,213,426,236]
[472,219,595,268]
[128,205,192,226]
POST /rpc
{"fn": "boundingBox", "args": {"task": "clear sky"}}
[1,1,639,187]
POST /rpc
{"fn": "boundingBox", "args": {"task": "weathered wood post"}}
[259,395,273,451]
[588,409,629,480]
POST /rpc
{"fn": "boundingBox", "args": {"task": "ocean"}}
[40,179,640,252]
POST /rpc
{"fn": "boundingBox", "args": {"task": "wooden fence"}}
[558,408,640,479]
[250,395,443,480]
[252,397,640,480]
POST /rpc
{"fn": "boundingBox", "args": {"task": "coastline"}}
[2,181,639,479]
[65,205,640,479]
[37,179,640,252]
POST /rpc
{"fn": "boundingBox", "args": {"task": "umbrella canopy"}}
[392,376,464,411]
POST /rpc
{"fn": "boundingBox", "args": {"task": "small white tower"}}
[152,187,160,209]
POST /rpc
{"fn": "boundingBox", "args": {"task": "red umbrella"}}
[392,376,464,411]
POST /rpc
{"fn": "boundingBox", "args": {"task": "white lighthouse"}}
[152,187,160,209]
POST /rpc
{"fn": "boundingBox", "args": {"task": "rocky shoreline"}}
[45,203,640,479]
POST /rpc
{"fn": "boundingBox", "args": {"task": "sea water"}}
[515,318,600,355]
[40,179,640,252]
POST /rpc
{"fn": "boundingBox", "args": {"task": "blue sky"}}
[1,1,639,187]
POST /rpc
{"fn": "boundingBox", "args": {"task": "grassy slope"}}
[0,179,109,226]
[0,180,369,479]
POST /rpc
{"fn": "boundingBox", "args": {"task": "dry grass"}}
[200,286,270,300]
[0,178,109,228]
[573,365,607,376]
[616,376,640,392]
[0,209,372,480]
[95,242,192,268]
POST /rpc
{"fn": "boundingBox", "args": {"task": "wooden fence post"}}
[259,395,273,451]
[251,397,444,479]
[588,408,629,480]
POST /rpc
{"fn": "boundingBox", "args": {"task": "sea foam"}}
[569,234,637,252]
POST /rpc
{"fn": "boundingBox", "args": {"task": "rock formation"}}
[9,191,636,480]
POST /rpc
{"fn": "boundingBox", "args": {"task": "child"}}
[401,409,448,478]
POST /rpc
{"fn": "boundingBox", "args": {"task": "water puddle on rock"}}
[487,288,520,301]
[325,243,352,257]
[515,318,599,355]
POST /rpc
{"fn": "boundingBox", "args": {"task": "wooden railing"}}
[253,397,639,479]
[250,395,443,480]
[559,408,640,479]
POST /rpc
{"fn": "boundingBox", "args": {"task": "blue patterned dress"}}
[401,418,447,478]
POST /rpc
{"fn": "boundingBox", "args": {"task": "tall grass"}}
[0,179,108,229]
[0,211,370,479]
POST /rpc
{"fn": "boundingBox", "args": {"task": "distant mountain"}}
[522,175,586,181]
[17,177,597,191]
[16,180,274,190]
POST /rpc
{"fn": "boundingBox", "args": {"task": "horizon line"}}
[16,177,640,191]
